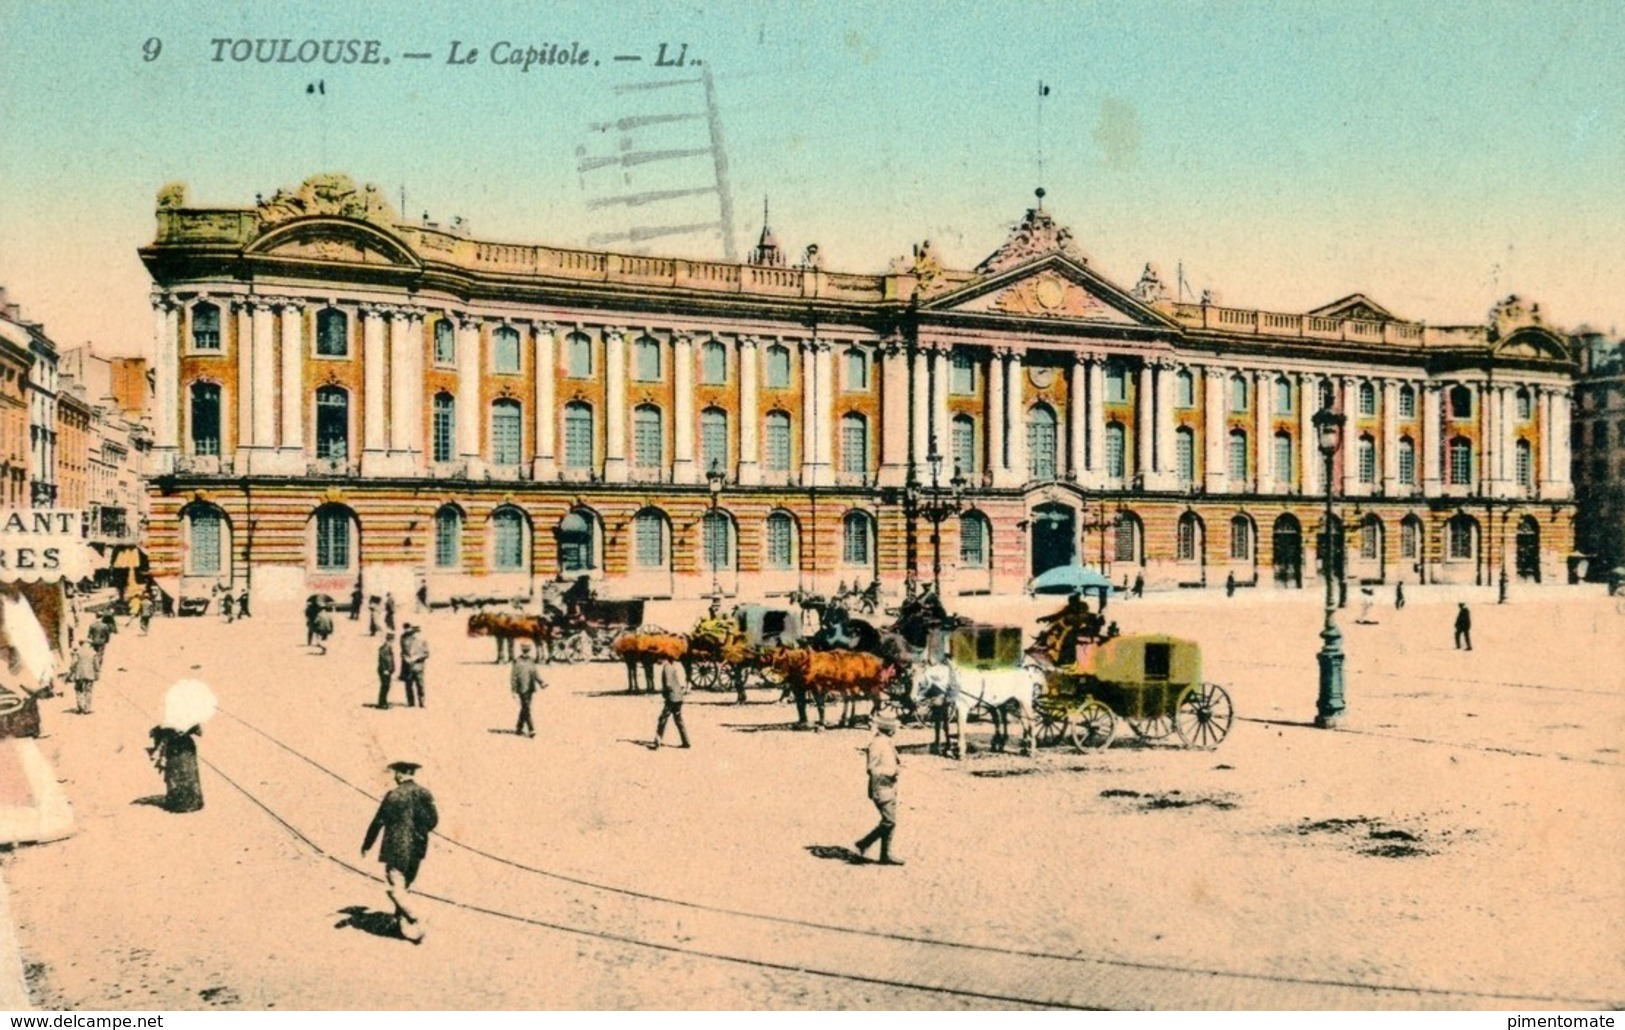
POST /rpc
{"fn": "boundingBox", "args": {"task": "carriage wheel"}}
[1067,699,1116,752]
[1175,683,1234,749]
[561,631,592,663]
[1126,713,1176,741]
[1035,704,1067,747]
[689,661,722,691]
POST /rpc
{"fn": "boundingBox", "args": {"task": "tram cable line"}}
[1224,656,1623,699]
[100,658,1620,1009]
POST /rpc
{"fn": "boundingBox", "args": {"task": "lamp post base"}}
[1315,621,1346,728]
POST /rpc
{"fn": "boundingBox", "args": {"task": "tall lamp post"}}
[1313,409,1347,728]
[919,447,966,595]
[1497,509,1509,603]
[706,458,724,600]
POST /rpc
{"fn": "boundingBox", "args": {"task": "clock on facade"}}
[1027,365,1055,389]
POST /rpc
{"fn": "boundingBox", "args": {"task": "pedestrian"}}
[1395,581,1406,609]
[1454,602,1473,651]
[349,585,363,621]
[220,584,234,623]
[237,590,251,619]
[69,640,100,714]
[376,632,396,709]
[415,577,429,613]
[384,593,396,631]
[304,595,322,646]
[361,760,438,943]
[651,657,690,749]
[510,642,546,737]
[1132,573,1144,598]
[87,613,113,656]
[854,712,903,865]
[1357,587,1376,625]
[312,604,335,655]
[1225,571,1236,598]
[132,592,150,636]
[367,595,381,637]
[401,624,430,707]
[147,725,204,813]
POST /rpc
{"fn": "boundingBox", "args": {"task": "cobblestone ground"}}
[3,587,1621,1010]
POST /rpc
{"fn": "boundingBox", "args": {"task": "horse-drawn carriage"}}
[1035,633,1233,751]
[687,604,799,694]
[552,597,645,661]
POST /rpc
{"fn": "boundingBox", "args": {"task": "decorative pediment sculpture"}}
[256,173,400,230]
[975,199,1086,275]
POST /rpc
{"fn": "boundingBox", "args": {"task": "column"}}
[1252,371,1269,492]
[358,306,388,474]
[1067,354,1086,481]
[401,310,424,471]
[602,328,626,482]
[1381,379,1399,495]
[815,340,836,482]
[387,310,413,453]
[1136,362,1155,483]
[985,349,1007,486]
[250,302,275,452]
[737,337,760,485]
[1553,390,1572,497]
[1007,350,1027,484]
[1422,384,1443,491]
[672,334,696,483]
[234,301,252,458]
[533,324,557,480]
[930,345,950,463]
[279,301,304,456]
[1341,376,1359,496]
[799,339,819,485]
[1204,368,1226,493]
[455,316,482,473]
[879,339,908,486]
[1086,356,1105,483]
[1157,362,1180,489]
[909,347,929,473]
[1298,374,1316,493]
[1501,385,1518,496]
[151,295,178,472]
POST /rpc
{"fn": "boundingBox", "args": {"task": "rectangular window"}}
[493,517,524,571]
[1401,523,1419,559]
[316,515,349,571]
[190,513,220,575]
[1176,432,1194,485]
[434,320,456,365]
[1106,427,1125,479]
[701,416,728,473]
[1358,441,1376,484]
[1361,524,1380,560]
[1230,521,1250,560]
[564,411,593,469]
[1114,519,1136,562]
[1398,443,1416,485]
[491,405,522,465]
[952,420,976,477]
[432,401,454,463]
[634,413,663,467]
[492,328,521,374]
[1105,366,1127,403]
[1176,372,1195,408]
[1449,444,1472,485]
[1228,434,1248,481]
[960,517,986,567]
[703,515,729,570]
[765,416,791,472]
[1273,435,1292,484]
[841,420,867,475]
[766,517,792,570]
[1516,443,1532,486]
[950,352,977,395]
[635,517,664,567]
[1398,388,1416,419]
[435,516,459,569]
[1274,379,1293,415]
[845,349,868,391]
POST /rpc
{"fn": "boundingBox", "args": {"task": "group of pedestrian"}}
[213,583,250,622]
[367,593,396,637]
[375,623,430,708]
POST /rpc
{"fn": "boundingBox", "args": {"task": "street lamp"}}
[706,458,724,600]
[1497,509,1510,604]
[1312,408,1347,728]
[919,446,966,596]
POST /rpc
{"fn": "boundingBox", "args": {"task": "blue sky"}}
[1,0,1621,353]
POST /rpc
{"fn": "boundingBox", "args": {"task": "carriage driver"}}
[855,713,904,865]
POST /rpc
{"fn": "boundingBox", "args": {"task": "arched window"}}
[1229,515,1253,561]
[492,326,521,374]
[765,510,797,570]
[845,348,869,391]
[960,511,990,568]
[563,402,594,469]
[1228,429,1248,481]
[1516,387,1533,421]
[1360,514,1383,560]
[1358,381,1376,416]
[702,510,733,571]
[433,318,455,365]
[1358,434,1377,484]
[185,504,225,576]
[1105,363,1127,403]
[1273,431,1293,485]
[1177,512,1203,562]
[840,412,868,476]
[1448,437,1473,485]
[950,351,977,395]
[1274,376,1293,415]
[1175,427,1195,485]
[1449,384,1473,419]
[764,344,791,388]
[316,308,348,357]
[431,392,455,463]
[1175,369,1196,408]
[1027,404,1058,481]
[632,508,668,568]
[1398,384,1417,419]
[1397,436,1416,485]
[632,404,664,468]
[491,399,522,465]
[434,505,463,568]
[764,410,791,471]
[1400,515,1423,560]
[1105,421,1126,480]
[1230,374,1249,412]
[189,382,221,456]
[952,414,977,476]
[557,510,596,572]
[1515,438,1532,486]
[1447,514,1477,560]
[700,407,728,473]
[491,507,528,571]
[191,302,220,351]
[633,335,662,382]
[566,332,593,378]
[1113,512,1142,563]
[314,505,354,571]
[315,386,349,460]
[699,341,727,385]
[841,511,874,565]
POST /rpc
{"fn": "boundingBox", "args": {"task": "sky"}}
[1,0,1621,356]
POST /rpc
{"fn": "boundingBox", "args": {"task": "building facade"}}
[61,345,153,547]
[0,323,30,509]
[1572,333,1624,576]
[54,387,90,513]
[140,175,1579,602]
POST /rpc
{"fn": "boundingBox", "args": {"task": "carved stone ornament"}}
[256,173,400,230]
[156,182,189,209]
[321,486,346,505]
[976,206,1086,275]
[991,271,1112,320]
[1027,365,1056,389]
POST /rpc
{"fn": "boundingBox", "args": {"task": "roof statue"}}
[155,182,188,209]
[1132,262,1170,303]
[975,190,1087,275]
[1490,293,1542,339]
[255,173,400,230]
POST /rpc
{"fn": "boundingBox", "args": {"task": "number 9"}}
[142,37,162,62]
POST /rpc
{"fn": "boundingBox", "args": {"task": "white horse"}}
[911,661,1041,759]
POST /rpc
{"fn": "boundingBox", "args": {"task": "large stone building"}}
[1572,332,1624,576]
[139,174,1579,602]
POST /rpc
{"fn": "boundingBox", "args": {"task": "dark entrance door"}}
[1515,516,1540,581]
[1030,503,1076,577]
[1272,515,1302,588]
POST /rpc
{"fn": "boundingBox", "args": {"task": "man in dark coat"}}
[510,642,546,737]
[376,632,396,709]
[400,624,430,707]
[1454,602,1473,651]
[349,585,363,621]
[361,761,439,942]
[86,615,113,656]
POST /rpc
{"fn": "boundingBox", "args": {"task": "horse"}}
[911,660,1041,759]
[468,611,552,663]
[769,647,891,729]
[610,630,688,693]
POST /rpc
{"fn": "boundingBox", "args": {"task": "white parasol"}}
[161,678,218,731]
[1,595,55,691]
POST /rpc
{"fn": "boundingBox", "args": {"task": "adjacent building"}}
[1572,332,1624,576]
[139,174,1580,602]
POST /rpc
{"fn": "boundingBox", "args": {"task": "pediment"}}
[1308,293,1401,323]
[923,257,1165,327]
[246,217,421,269]
[1494,327,1571,363]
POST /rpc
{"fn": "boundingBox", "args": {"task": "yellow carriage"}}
[1037,634,1233,751]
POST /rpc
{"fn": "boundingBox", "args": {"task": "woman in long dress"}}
[149,725,204,812]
